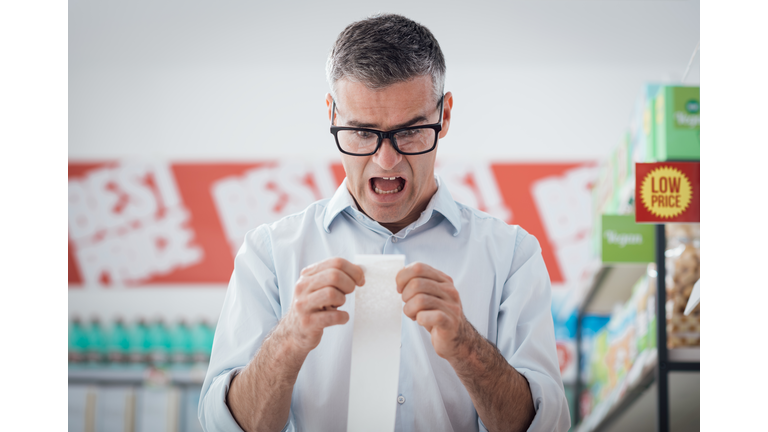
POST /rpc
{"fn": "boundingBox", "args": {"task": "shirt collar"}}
[322,178,358,233]
[323,175,462,236]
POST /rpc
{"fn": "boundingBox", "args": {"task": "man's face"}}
[327,76,453,231]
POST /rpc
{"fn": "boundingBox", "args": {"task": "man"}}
[199,14,570,432]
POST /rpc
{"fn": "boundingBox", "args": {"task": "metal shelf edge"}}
[68,365,209,386]
[667,347,700,363]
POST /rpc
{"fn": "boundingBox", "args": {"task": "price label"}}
[635,162,699,223]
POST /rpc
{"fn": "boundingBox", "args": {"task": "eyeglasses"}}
[330,95,444,156]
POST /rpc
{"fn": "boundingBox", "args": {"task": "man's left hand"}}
[397,262,472,361]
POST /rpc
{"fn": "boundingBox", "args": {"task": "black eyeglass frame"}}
[330,95,444,156]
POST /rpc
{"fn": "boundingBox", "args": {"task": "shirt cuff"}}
[516,367,571,432]
[199,367,246,432]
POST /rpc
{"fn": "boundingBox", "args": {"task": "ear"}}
[438,91,454,139]
[326,93,334,124]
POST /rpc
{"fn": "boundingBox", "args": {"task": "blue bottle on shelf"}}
[68,316,89,363]
[169,319,193,364]
[128,317,151,364]
[86,316,106,363]
[148,318,172,366]
[191,319,215,364]
[106,316,131,364]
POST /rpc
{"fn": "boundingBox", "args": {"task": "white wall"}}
[68,0,700,321]
[69,0,700,162]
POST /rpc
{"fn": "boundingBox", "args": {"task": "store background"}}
[67,1,700,431]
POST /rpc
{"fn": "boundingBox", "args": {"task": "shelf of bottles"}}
[68,316,216,385]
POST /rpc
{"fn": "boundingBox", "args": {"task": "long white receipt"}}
[347,254,405,432]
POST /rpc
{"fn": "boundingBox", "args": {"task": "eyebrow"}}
[339,110,431,131]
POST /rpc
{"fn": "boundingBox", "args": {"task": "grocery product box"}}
[579,315,610,385]
[631,274,657,355]
[628,84,662,164]
[582,264,658,416]
[654,86,700,161]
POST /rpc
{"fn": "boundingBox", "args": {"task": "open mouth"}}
[370,176,405,195]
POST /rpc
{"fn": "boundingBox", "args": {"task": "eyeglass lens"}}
[336,128,436,155]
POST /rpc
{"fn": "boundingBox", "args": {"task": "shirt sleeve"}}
[496,229,571,432]
[198,225,286,432]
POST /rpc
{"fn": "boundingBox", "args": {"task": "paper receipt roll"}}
[347,254,405,432]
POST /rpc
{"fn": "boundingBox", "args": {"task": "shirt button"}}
[397,395,405,404]
[392,237,398,243]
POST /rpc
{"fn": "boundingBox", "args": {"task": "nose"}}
[372,138,402,170]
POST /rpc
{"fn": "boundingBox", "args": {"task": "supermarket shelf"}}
[594,371,700,432]
[68,364,209,386]
[574,349,657,432]
[578,264,648,315]
[574,346,700,432]
[576,225,700,432]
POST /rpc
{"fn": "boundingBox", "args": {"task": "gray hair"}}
[326,13,446,104]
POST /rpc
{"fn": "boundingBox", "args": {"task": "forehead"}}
[335,76,435,128]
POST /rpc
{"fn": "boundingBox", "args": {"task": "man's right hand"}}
[226,258,364,432]
[282,257,365,353]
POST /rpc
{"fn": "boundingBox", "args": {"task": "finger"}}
[415,310,449,329]
[396,262,451,293]
[304,287,347,312]
[400,277,458,303]
[310,310,350,328]
[301,257,365,286]
[302,268,358,295]
[403,294,456,320]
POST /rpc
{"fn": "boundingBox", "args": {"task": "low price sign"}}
[635,162,700,223]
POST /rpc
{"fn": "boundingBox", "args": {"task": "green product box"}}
[654,86,700,161]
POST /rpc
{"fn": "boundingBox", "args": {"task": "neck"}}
[380,213,422,235]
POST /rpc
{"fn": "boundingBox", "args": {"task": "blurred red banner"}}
[69,161,595,288]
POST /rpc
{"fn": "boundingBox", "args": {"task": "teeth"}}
[374,184,403,194]
[372,176,403,194]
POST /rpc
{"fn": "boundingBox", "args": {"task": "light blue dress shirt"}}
[199,176,570,432]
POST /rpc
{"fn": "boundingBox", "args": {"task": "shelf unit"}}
[574,224,700,432]
[68,364,209,432]
[68,363,209,386]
